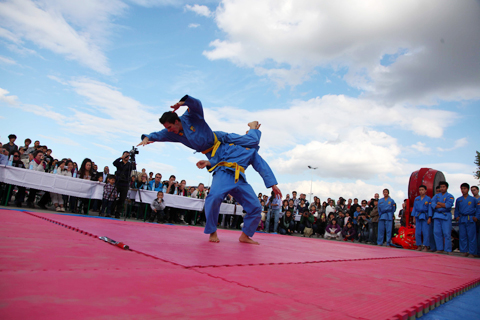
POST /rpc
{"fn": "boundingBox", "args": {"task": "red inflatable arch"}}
[392,168,445,249]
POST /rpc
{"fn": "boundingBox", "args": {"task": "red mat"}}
[1,209,479,319]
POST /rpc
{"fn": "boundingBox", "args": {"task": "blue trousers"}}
[204,170,262,237]
[266,208,281,233]
[377,219,393,245]
[415,218,429,246]
[459,220,477,255]
[476,222,480,255]
[433,219,452,252]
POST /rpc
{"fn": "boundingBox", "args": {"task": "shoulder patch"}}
[190,126,196,132]
[425,201,428,205]
[468,202,472,206]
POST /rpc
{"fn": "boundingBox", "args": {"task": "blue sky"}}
[1,0,479,207]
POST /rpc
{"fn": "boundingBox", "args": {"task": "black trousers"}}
[112,185,129,217]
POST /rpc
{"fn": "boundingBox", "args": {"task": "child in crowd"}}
[342,220,356,241]
[51,160,72,212]
[100,175,117,217]
[324,219,342,240]
[279,210,295,235]
[150,191,166,223]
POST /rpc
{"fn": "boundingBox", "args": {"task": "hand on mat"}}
[197,160,211,169]
[170,101,185,112]
[271,185,282,199]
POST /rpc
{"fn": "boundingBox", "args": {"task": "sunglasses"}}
[13,155,20,158]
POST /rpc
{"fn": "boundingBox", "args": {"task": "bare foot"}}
[239,232,259,245]
[209,231,220,243]
[435,250,444,254]
[422,247,429,252]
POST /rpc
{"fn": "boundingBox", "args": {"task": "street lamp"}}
[308,166,318,203]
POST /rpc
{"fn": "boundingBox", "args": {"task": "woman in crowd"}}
[51,160,72,212]
[279,210,295,235]
[77,158,94,214]
[342,220,356,242]
[281,199,289,214]
[369,199,379,244]
[324,218,342,240]
[314,197,322,213]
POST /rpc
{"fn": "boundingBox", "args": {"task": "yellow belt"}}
[208,161,245,183]
[201,133,221,157]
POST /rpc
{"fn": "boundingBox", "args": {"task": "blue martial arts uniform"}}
[204,143,277,238]
[377,197,396,245]
[454,195,478,255]
[431,192,454,252]
[141,95,261,157]
[411,195,432,247]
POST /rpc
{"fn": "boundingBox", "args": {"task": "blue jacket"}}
[141,95,261,158]
[454,195,478,223]
[378,197,396,221]
[149,180,163,192]
[431,192,454,220]
[411,195,432,220]
[208,143,277,188]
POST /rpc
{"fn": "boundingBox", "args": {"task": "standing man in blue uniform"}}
[412,185,432,252]
[431,181,454,254]
[196,142,282,245]
[454,183,478,257]
[377,189,396,246]
[138,95,261,156]
[472,186,480,256]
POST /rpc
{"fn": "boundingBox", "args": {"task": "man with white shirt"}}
[326,200,337,216]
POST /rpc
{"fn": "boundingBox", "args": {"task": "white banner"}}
[0,165,243,215]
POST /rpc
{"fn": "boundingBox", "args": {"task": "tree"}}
[475,151,480,181]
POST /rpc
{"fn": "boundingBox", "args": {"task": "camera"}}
[129,146,139,162]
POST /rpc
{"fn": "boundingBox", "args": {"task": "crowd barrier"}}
[0,165,243,216]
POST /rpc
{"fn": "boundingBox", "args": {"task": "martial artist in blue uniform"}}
[431,181,454,253]
[196,142,281,244]
[377,189,396,246]
[472,186,480,256]
[411,185,432,251]
[139,95,261,156]
[454,183,478,257]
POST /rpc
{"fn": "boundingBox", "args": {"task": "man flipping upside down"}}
[197,142,282,245]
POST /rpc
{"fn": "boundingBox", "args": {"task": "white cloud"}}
[185,4,212,17]
[93,143,120,154]
[437,137,468,152]
[410,142,431,154]
[188,23,200,28]
[0,0,128,74]
[0,55,16,65]
[38,134,80,147]
[204,0,480,104]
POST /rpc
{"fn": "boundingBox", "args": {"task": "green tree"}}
[475,151,480,181]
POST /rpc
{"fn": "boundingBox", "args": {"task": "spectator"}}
[279,210,295,235]
[0,147,8,164]
[176,180,188,225]
[336,198,348,216]
[191,183,207,225]
[23,138,35,155]
[291,191,299,207]
[10,150,26,207]
[150,191,166,222]
[350,198,360,215]
[315,212,327,238]
[342,220,356,242]
[299,206,315,237]
[100,175,117,217]
[149,173,163,191]
[112,151,136,219]
[19,147,27,162]
[50,160,71,212]
[314,197,322,213]
[326,200,336,216]
[299,193,310,208]
[265,190,281,233]
[369,199,379,244]
[44,149,54,172]
[77,158,94,214]
[347,198,352,211]
[281,199,289,215]
[134,172,151,220]
[257,193,262,201]
[4,134,18,154]
[33,140,40,152]
[26,150,47,208]
[101,166,110,182]
[325,219,342,240]
[287,199,297,215]
[148,172,154,182]
[357,210,369,242]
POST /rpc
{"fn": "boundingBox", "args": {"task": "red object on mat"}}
[1,209,479,320]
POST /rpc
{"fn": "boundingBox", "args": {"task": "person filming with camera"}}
[112,150,136,219]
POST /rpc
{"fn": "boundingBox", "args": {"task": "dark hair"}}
[78,158,93,179]
[472,186,479,191]
[461,183,470,189]
[160,111,180,125]
[435,186,441,190]
[419,185,427,190]
[292,191,297,194]
[157,191,163,195]
[33,150,43,157]
[354,198,358,201]
[383,188,390,194]
[25,138,31,143]
[269,190,275,204]
[438,181,449,188]
[286,209,291,214]
[47,149,52,152]
[170,175,176,179]
[8,134,16,139]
